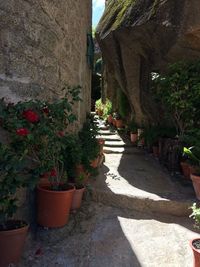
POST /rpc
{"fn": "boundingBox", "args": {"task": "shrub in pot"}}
[79,115,100,176]
[128,119,138,144]
[184,146,200,199]
[71,174,85,210]
[0,143,29,267]
[189,203,200,267]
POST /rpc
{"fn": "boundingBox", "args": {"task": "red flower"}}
[16,128,30,136]
[23,109,39,123]
[57,131,65,137]
[50,168,57,177]
[42,107,49,114]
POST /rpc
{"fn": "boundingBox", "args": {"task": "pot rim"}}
[37,184,75,193]
[190,238,200,253]
[0,221,29,235]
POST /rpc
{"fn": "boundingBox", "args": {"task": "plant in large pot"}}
[183,146,200,199]
[189,203,200,267]
[79,115,100,176]
[0,143,29,267]
[128,119,138,144]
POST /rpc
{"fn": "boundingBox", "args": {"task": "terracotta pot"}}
[90,156,99,168]
[180,161,191,179]
[190,174,200,200]
[190,238,200,267]
[75,164,89,185]
[71,185,85,210]
[130,133,138,144]
[0,222,28,267]
[116,119,123,128]
[107,115,113,124]
[112,118,116,127]
[37,184,75,228]
[152,146,159,157]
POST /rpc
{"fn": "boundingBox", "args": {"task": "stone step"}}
[89,153,195,217]
[90,188,193,217]
[97,134,122,141]
[98,130,117,136]
[99,125,109,130]
[104,140,132,148]
[103,146,136,154]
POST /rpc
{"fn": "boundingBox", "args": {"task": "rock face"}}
[96,0,200,124]
[0,0,92,124]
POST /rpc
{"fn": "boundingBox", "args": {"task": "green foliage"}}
[79,115,100,174]
[0,143,29,226]
[128,119,138,133]
[0,85,81,193]
[117,88,131,119]
[95,98,112,119]
[152,60,200,136]
[190,203,200,228]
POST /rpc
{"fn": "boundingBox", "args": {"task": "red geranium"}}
[16,128,30,136]
[50,168,57,177]
[23,109,39,123]
[42,107,49,114]
[57,131,65,137]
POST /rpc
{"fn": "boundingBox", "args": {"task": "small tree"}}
[152,61,200,137]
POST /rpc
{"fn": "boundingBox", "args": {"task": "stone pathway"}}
[20,118,200,267]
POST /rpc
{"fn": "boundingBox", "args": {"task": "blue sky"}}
[92,0,105,28]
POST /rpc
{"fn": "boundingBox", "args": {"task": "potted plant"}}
[114,113,123,128]
[71,174,86,210]
[183,146,200,199]
[128,119,138,144]
[95,98,104,117]
[0,143,29,267]
[189,203,200,267]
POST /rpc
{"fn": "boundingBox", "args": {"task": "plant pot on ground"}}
[183,146,200,199]
[180,161,191,179]
[189,203,200,267]
[37,182,75,228]
[70,174,86,210]
[128,119,138,144]
[0,144,29,267]
[107,114,113,124]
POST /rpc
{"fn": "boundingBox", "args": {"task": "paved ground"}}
[20,202,199,267]
[19,119,199,267]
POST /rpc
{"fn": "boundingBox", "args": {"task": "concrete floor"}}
[19,121,199,267]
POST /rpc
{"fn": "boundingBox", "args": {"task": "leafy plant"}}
[128,119,138,133]
[0,85,82,191]
[152,61,200,137]
[183,146,200,174]
[95,98,104,111]
[190,203,200,228]
[79,115,100,174]
[0,143,29,228]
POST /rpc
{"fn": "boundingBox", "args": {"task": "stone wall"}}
[0,0,92,125]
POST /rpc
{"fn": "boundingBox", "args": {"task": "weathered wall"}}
[0,0,92,125]
[96,0,200,125]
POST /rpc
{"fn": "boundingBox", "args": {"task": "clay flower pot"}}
[37,184,75,228]
[116,119,123,128]
[190,174,200,200]
[190,238,200,267]
[75,164,89,185]
[152,146,159,157]
[0,222,28,267]
[180,161,191,179]
[90,156,99,168]
[71,185,85,210]
[98,138,105,155]
[107,115,113,124]
[130,133,138,144]
[112,118,116,127]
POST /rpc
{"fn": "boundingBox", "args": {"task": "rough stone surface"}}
[91,122,195,216]
[0,0,92,124]
[96,0,200,124]
[20,202,200,267]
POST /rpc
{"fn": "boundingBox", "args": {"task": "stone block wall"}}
[0,0,92,222]
[0,0,92,124]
